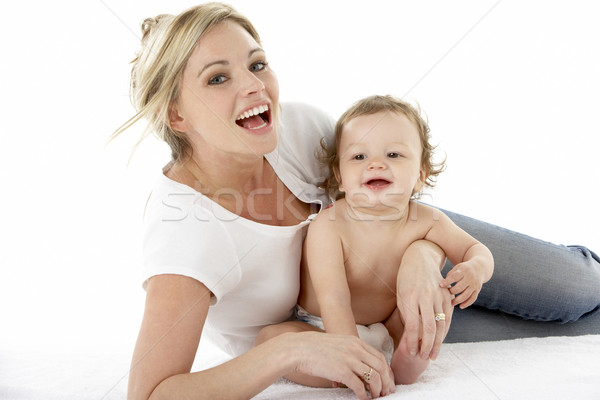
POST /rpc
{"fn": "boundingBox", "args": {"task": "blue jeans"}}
[442,209,600,323]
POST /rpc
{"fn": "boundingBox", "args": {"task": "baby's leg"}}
[384,309,430,384]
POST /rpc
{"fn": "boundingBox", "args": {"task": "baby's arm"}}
[304,213,359,336]
[420,204,494,309]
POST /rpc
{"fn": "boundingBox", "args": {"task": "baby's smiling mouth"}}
[235,105,270,130]
[364,178,392,190]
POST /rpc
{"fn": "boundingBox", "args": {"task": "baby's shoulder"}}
[309,201,347,230]
[407,201,448,228]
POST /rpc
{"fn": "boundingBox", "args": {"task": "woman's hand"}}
[289,331,396,399]
[396,240,453,361]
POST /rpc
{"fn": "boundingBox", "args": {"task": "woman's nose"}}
[240,70,265,96]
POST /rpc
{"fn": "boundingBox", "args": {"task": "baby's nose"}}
[368,159,386,169]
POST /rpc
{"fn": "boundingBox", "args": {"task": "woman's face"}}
[173,21,279,161]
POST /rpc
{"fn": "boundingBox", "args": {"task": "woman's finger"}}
[338,369,369,400]
[357,363,382,398]
[398,297,421,357]
[430,288,453,360]
[419,302,436,358]
[430,310,446,360]
[442,290,454,338]
[357,342,395,396]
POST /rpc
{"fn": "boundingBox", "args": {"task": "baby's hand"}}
[439,261,484,309]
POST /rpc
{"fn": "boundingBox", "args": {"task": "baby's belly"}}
[351,291,397,325]
[347,265,398,325]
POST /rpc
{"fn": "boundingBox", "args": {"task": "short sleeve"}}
[142,189,242,304]
[269,102,335,205]
[279,102,335,178]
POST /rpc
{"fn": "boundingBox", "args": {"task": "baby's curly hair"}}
[320,95,446,199]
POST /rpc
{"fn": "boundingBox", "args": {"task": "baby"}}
[297,95,494,385]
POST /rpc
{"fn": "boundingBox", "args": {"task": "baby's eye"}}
[387,152,402,158]
[208,74,228,85]
[353,154,366,160]
[250,61,267,72]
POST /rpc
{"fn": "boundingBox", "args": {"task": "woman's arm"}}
[128,274,392,400]
[396,240,452,361]
[128,274,208,400]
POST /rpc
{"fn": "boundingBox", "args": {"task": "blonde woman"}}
[116,3,600,399]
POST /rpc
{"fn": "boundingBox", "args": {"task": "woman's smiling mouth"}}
[236,104,270,130]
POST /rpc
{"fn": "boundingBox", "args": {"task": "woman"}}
[115,3,600,400]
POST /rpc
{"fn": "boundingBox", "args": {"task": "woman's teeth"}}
[236,105,269,121]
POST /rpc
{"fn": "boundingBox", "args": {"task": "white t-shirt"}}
[142,102,335,356]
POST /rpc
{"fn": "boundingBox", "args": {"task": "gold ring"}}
[434,313,446,322]
[362,367,373,382]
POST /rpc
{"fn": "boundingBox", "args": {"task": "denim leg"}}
[441,209,600,323]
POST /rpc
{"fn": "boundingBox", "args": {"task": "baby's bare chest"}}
[337,215,432,293]
[341,236,407,290]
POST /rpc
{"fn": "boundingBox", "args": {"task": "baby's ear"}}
[333,166,344,192]
[413,167,428,194]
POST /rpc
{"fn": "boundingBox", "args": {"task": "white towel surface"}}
[256,335,600,399]
[1,335,599,399]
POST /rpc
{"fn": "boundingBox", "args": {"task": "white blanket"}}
[2,335,599,399]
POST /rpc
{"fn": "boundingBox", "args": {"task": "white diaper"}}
[295,305,394,363]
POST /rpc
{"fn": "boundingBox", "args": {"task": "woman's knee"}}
[559,246,600,318]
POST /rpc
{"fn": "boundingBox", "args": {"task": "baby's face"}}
[337,111,424,214]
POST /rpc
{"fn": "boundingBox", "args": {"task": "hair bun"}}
[140,14,172,42]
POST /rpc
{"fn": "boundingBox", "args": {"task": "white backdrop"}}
[1,0,598,355]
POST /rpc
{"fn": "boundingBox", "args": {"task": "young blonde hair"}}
[321,95,446,199]
[111,2,261,161]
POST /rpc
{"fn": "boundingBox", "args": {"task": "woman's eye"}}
[250,61,267,72]
[208,74,228,85]
[353,154,366,160]
[387,152,401,158]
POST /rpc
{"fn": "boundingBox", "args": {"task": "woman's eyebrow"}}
[198,60,228,77]
[248,47,264,57]
[197,48,265,77]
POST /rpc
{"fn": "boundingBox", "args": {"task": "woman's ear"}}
[169,105,188,132]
